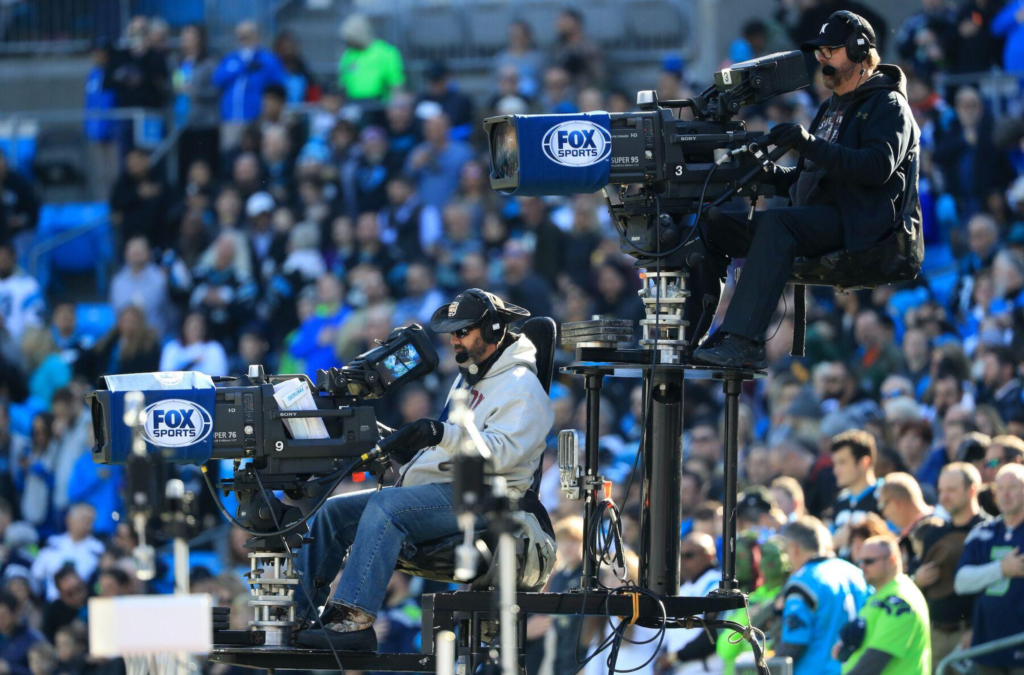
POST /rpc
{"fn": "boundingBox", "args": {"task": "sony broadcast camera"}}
[485,50,809,268]
[87,324,439,548]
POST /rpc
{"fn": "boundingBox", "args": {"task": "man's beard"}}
[455,341,490,365]
[823,65,857,91]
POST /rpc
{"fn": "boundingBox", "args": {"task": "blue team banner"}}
[103,372,216,466]
[509,112,612,196]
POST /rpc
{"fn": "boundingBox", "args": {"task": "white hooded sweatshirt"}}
[398,334,554,496]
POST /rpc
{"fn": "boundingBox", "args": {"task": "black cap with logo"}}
[429,289,530,334]
[800,12,876,53]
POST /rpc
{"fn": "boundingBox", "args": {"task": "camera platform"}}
[562,343,764,598]
[209,590,748,672]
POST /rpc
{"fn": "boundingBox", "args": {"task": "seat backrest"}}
[521,317,556,394]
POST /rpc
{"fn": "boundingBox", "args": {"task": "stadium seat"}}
[521,5,565,48]
[466,6,514,53]
[33,203,113,295]
[625,2,686,45]
[76,303,116,343]
[921,242,954,275]
[582,4,627,47]
[0,119,39,180]
[132,0,204,26]
[405,7,466,56]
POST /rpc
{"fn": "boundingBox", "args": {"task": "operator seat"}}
[784,150,925,356]
[393,317,558,590]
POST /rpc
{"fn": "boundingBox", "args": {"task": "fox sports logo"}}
[141,399,213,448]
[542,120,612,167]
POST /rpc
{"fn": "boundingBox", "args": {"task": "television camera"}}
[87,324,437,645]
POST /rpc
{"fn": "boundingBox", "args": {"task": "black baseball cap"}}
[738,488,774,516]
[800,12,875,53]
[429,289,530,333]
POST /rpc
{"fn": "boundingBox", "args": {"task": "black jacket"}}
[775,64,920,253]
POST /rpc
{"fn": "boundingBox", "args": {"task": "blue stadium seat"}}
[132,0,204,26]
[33,203,113,295]
[921,242,954,274]
[76,303,116,343]
[927,268,959,308]
[0,124,38,180]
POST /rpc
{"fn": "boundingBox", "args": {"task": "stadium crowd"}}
[3,0,1024,673]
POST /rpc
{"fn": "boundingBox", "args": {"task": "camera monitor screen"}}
[380,343,423,385]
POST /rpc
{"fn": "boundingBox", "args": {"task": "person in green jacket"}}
[834,534,931,675]
[337,14,405,103]
[716,535,791,674]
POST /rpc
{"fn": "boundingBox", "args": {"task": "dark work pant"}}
[702,205,845,341]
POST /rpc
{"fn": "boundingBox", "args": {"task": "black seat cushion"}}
[789,226,924,290]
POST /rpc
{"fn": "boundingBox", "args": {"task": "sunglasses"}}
[453,324,479,339]
[815,45,844,60]
[986,459,1003,469]
[857,556,883,567]
[680,551,700,560]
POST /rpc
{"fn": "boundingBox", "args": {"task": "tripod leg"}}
[720,376,742,593]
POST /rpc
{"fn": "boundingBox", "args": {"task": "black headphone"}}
[466,288,506,344]
[831,10,873,64]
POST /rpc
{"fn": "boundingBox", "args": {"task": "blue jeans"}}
[294,483,460,620]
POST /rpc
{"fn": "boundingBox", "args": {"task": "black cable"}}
[571,490,669,674]
[200,455,365,538]
[611,163,719,261]
[251,472,348,675]
[764,289,788,343]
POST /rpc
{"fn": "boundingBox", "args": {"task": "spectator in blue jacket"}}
[213,21,285,149]
[84,40,118,200]
[775,516,869,675]
[992,0,1024,75]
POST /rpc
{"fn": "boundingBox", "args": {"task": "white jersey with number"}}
[0,272,45,342]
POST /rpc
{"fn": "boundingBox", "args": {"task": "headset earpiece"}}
[832,10,871,64]
[467,288,504,344]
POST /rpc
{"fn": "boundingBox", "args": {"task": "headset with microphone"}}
[454,289,506,364]
[820,10,873,78]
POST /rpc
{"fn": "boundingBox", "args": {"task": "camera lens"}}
[492,122,519,180]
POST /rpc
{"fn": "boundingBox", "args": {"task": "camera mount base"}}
[563,346,763,597]
[210,590,747,672]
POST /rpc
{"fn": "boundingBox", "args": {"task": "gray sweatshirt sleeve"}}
[954,560,1004,595]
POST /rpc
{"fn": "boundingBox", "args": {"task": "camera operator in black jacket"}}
[688,12,921,370]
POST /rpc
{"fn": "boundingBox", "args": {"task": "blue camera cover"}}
[104,372,216,465]
[512,112,611,196]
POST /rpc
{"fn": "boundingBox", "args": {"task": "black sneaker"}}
[691,333,767,370]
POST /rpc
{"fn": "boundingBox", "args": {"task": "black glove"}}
[378,418,444,464]
[769,123,815,153]
[837,618,866,662]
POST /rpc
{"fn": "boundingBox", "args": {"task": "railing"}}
[0,0,279,55]
[936,631,1024,675]
[934,70,1024,119]
[0,0,131,54]
[0,106,186,204]
[280,0,700,76]
[27,210,110,281]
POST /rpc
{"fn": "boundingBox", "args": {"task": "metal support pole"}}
[719,376,742,593]
[639,368,684,596]
[581,373,603,590]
